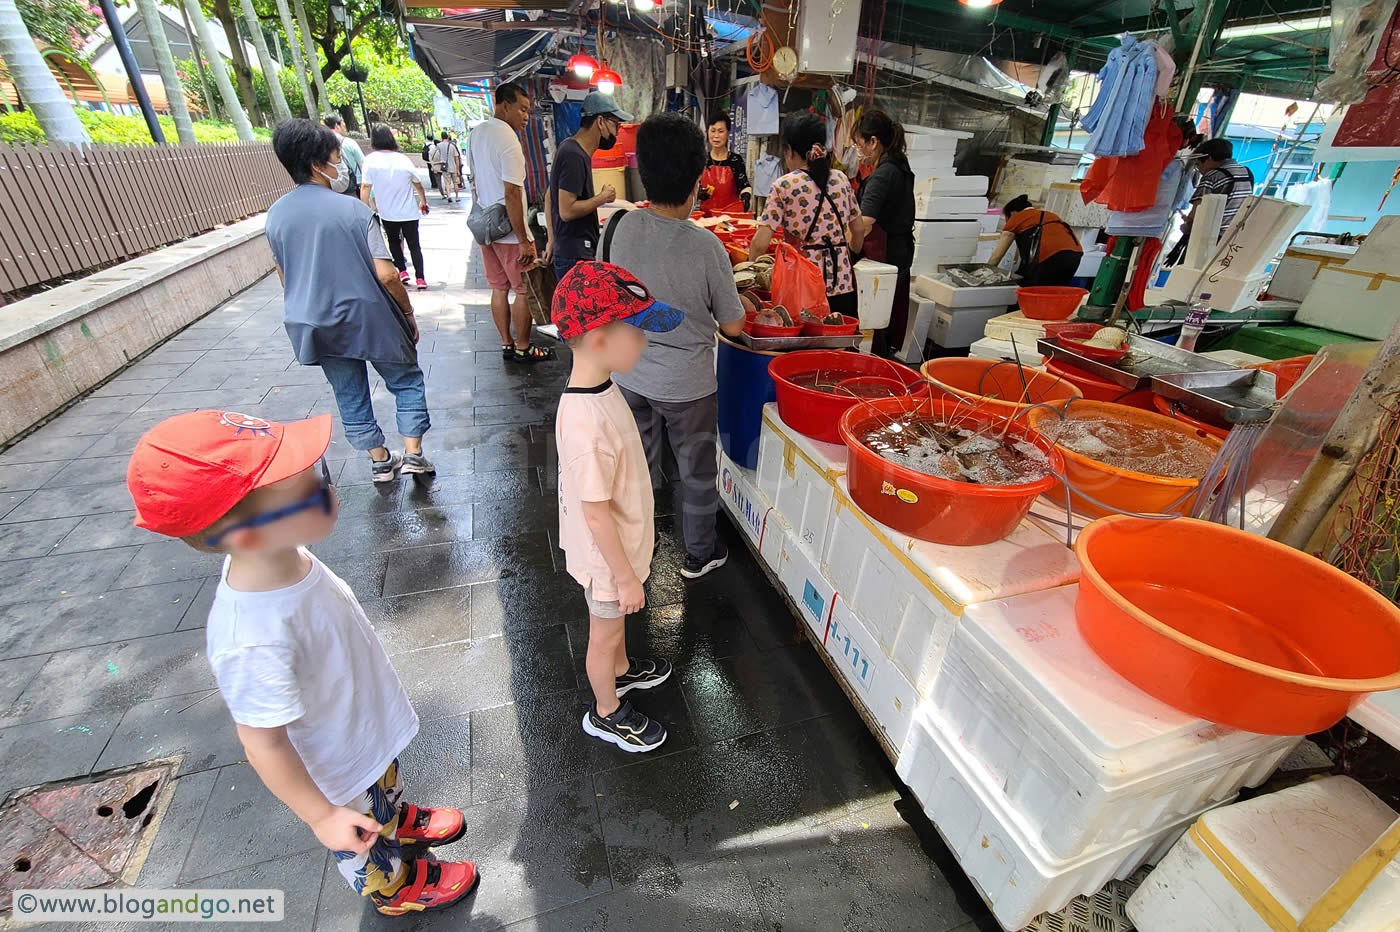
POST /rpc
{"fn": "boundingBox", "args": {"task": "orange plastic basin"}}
[919,358,1081,416]
[1045,360,1158,410]
[1017,286,1088,320]
[1076,515,1400,735]
[1249,354,1314,399]
[1151,394,1229,440]
[1026,400,1222,519]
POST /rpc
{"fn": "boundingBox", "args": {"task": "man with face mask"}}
[266,119,435,484]
[544,91,632,282]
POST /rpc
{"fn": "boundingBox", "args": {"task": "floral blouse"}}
[760,168,859,296]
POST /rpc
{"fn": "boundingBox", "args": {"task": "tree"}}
[291,0,324,114]
[182,0,253,140]
[0,0,89,143]
[237,0,288,121]
[270,0,311,116]
[15,0,99,55]
[212,0,261,123]
[134,0,196,144]
[324,42,433,124]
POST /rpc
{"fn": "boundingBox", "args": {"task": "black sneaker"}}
[582,700,667,753]
[401,452,436,475]
[680,543,729,580]
[371,451,403,483]
[616,657,672,697]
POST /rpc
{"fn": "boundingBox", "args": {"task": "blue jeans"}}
[319,357,430,452]
[554,255,583,283]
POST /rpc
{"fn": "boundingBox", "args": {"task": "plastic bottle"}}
[1177,301,1211,353]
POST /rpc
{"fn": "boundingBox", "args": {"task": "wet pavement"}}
[0,200,998,930]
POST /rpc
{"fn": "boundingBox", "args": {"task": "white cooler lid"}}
[961,584,1211,758]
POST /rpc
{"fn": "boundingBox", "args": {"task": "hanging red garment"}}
[1081,102,1183,213]
[1105,235,1164,310]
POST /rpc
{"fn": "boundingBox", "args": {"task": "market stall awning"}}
[407,10,568,90]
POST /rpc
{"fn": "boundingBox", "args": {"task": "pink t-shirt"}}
[555,382,654,599]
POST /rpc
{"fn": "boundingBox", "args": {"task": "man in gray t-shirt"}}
[607,114,746,579]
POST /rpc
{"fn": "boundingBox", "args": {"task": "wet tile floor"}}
[0,205,999,930]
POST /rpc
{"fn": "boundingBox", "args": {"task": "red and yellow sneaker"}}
[372,859,479,916]
[397,803,466,847]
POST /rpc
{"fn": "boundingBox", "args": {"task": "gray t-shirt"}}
[608,209,746,403]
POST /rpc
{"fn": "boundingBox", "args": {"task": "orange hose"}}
[746,28,774,71]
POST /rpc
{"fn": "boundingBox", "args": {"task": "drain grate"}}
[0,759,178,912]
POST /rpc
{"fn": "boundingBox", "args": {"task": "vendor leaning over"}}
[988,195,1084,288]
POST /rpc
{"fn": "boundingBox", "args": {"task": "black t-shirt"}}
[859,155,916,269]
[549,138,599,261]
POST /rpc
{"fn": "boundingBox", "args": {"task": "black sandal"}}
[509,343,556,364]
[501,344,513,359]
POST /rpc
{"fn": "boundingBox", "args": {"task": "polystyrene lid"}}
[961,584,1210,758]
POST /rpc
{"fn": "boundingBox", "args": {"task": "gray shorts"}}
[583,583,624,619]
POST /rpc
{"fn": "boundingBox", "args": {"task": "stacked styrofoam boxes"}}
[912,270,1019,354]
[716,451,777,567]
[897,583,1299,928]
[911,218,980,277]
[755,405,847,560]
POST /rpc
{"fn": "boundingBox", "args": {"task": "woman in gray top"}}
[266,119,435,484]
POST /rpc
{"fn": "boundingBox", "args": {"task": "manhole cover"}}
[0,760,178,912]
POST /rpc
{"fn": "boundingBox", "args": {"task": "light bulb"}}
[632,0,657,11]
[597,79,616,94]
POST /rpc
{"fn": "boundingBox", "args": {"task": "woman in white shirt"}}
[359,125,430,290]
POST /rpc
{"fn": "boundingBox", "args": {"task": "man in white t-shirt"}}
[468,82,555,363]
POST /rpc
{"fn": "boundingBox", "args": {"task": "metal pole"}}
[98,0,166,143]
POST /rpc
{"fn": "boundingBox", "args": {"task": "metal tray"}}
[1036,332,1235,390]
[1150,370,1277,428]
[738,332,863,352]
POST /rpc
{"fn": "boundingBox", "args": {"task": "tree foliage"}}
[324,42,432,120]
[0,107,273,143]
[15,0,99,56]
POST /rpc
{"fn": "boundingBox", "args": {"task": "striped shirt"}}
[1192,158,1254,230]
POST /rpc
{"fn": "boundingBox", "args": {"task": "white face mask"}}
[318,160,350,193]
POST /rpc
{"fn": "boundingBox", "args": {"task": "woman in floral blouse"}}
[748,112,865,317]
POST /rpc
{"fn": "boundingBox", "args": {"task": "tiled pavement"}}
[0,199,998,930]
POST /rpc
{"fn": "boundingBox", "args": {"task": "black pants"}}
[1025,249,1082,287]
[382,219,425,280]
[619,386,720,563]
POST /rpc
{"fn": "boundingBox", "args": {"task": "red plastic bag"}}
[769,242,830,317]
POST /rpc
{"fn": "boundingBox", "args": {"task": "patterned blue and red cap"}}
[551,261,683,341]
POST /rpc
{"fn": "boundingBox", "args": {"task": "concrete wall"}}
[0,217,274,445]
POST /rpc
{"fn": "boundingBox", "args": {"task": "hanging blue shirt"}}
[1082,36,1160,158]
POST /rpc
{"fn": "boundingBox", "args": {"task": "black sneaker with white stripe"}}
[582,700,667,753]
[681,543,729,580]
[616,657,672,696]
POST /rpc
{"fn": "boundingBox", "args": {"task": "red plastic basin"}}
[838,396,1063,545]
[1017,286,1088,321]
[920,357,1081,416]
[800,314,860,337]
[1076,515,1400,735]
[1045,359,1158,410]
[768,350,922,443]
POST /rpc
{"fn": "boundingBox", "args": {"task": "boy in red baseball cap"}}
[126,411,478,917]
[552,261,683,752]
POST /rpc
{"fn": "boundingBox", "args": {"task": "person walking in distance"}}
[324,114,363,197]
[604,114,747,580]
[436,132,463,204]
[266,119,435,484]
[428,133,449,201]
[544,91,631,282]
[422,137,441,198]
[469,82,555,363]
[361,125,430,292]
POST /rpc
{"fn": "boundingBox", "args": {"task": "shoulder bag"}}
[465,133,515,246]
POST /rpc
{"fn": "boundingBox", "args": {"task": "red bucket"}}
[768,350,921,443]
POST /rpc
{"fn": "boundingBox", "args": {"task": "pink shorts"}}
[480,240,526,293]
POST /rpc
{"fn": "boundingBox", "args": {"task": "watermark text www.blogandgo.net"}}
[11,889,284,922]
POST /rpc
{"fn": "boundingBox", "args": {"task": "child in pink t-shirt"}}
[552,261,684,752]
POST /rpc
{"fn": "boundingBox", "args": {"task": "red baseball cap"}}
[126,410,332,537]
[551,261,683,341]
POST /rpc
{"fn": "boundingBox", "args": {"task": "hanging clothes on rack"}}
[1080,102,1184,212]
[1105,157,1195,236]
[1081,35,1160,157]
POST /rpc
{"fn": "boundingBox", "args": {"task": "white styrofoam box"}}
[970,335,1046,366]
[979,211,1003,234]
[1210,196,1309,280]
[759,507,787,570]
[913,218,981,245]
[992,159,1077,206]
[854,258,898,328]
[911,251,978,278]
[755,405,846,558]
[908,154,956,177]
[943,585,1298,860]
[1073,248,1104,280]
[1042,182,1111,229]
[775,525,835,643]
[717,453,771,551]
[898,707,1224,931]
[906,126,971,149]
[1127,776,1400,932]
[914,273,1020,308]
[931,304,1007,349]
[1269,244,1357,302]
[896,297,938,363]
[1024,494,1089,545]
[1295,264,1400,339]
[915,174,989,199]
[825,597,919,751]
[821,480,1078,696]
[1161,266,1269,312]
[982,311,1051,343]
[917,195,989,219]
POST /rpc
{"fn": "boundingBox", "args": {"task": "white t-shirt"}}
[361,150,422,222]
[206,551,418,807]
[468,118,529,244]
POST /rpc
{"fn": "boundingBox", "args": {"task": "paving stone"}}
[0,516,82,560]
[0,657,36,712]
[356,586,471,656]
[474,404,554,426]
[391,626,575,722]
[95,689,244,777]
[40,455,138,489]
[24,413,121,439]
[180,763,319,881]
[0,481,135,523]
[399,468,543,510]
[136,389,270,414]
[130,768,218,887]
[679,643,849,744]
[0,461,63,493]
[87,378,172,398]
[177,577,220,630]
[0,433,98,464]
[185,848,326,929]
[467,574,588,639]
[50,511,155,554]
[470,494,556,541]
[0,580,199,658]
[108,539,225,590]
[395,711,472,813]
[326,504,474,554]
[0,546,137,608]
[65,394,157,418]
[0,713,120,796]
[111,363,191,382]
[3,629,214,725]
[381,535,555,597]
